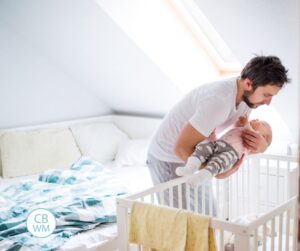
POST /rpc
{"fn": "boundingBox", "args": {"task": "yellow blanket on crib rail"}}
[128,201,217,251]
[186,212,217,251]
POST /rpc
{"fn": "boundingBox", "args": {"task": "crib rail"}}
[116,154,299,251]
[229,154,298,219]
[117,193,298,251]
[247,196,298,251]
[125,154,298,220]
[116,196,250,251]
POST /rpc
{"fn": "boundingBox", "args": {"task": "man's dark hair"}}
[241,55,290,90]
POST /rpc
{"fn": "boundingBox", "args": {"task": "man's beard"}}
[242,90,258,108]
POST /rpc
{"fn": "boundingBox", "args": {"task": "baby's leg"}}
[188,142,239,186]
[176,156,201,176]
[175,141,215,176]
[205,150,239,175]
[187,169,213,186]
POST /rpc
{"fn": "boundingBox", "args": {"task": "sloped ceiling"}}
[95,0,225,93]
[0,0,183,120]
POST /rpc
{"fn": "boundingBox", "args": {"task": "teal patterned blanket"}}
[0,157,127,251]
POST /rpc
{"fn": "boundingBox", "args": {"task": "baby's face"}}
[249,119,272,145]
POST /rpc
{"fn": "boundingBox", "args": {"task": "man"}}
[146,55,289,212]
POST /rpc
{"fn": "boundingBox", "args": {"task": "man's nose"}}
[264,97,272,105]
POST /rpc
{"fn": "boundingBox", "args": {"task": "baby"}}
[175,117,272,185]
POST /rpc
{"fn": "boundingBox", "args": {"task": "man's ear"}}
[244,78,253,91]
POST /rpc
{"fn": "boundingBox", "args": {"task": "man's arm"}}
[173,123,206,162]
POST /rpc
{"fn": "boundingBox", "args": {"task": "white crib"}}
[116,154,299,251]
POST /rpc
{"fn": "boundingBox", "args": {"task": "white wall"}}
[195,0,300,142]
[0,21,111,128]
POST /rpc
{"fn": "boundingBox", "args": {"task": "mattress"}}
[0,161,153,251]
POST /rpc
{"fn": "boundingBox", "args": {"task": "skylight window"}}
[169,0,241,73]
[96,0,241,92]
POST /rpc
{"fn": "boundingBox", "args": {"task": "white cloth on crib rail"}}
[129,201,216,251]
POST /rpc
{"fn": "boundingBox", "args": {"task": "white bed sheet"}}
[106,161,153,192]
[0,161,153,251]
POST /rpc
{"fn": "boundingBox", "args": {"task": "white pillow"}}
[71,122,128,163]
[114,138,149,167]
[0,128,81,178]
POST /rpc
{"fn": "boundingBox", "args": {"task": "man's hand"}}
[242,129,268,153]
[215,154,245,179]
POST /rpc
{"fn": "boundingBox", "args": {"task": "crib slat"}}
[201,184,205,214]
[219,230,224,251]
[235,172,239,216]
[186,183,190,211]
[229,176,233,219]
[216,180,219,217]
[256,157,260,215]
[285,209,290,251]
[293,203,298,251]
[178,184,182,209]
[194,187,198,213]
[276,160,280,205]
[266,159,270,211]
[116,203,130,251]
[263,223,267,251]
[285,161,290,200]
[222,180,229,220]
[169,187,173,207]
[151,193,154,203]
[247,159,250,215]
[209,184,213,216]
[278,213,283,251]
[271,218,275,250]
[254,229,258,251]
[242,162,245,215]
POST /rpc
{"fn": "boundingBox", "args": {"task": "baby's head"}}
[249,119,272,146]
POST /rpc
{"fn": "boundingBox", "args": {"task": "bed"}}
[0,115,161,251]
[117,154,299,251]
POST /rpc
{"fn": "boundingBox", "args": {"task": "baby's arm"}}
[235,115,248,127]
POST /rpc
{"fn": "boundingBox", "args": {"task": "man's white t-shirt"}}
[148,77,252,163]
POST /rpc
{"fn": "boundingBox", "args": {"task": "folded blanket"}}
[129,201,216,251]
